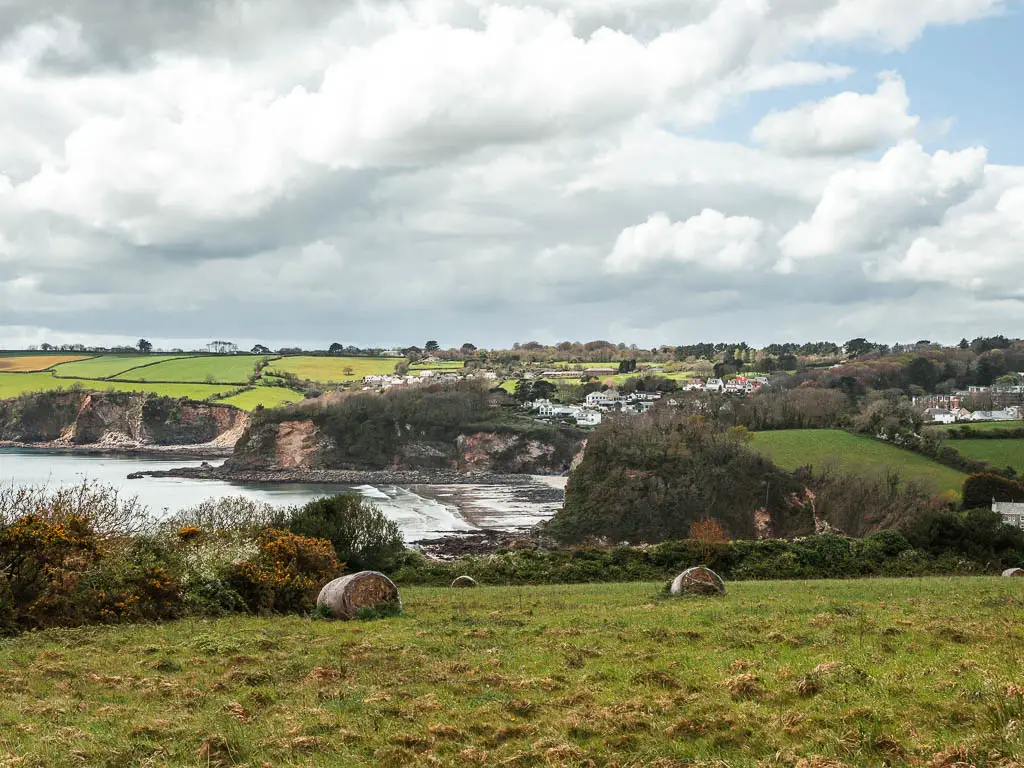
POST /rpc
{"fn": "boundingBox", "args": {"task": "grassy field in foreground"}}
[750,429,967,494]
[267,356,399,383]
[2,579,1022,767]
[0,354,91,372]
[946,439,1024,474]
[216,386,304,410]
[0,372,237,402]
[114,355,260,384]
[51,354,187,379]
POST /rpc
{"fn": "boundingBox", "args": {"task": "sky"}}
[1,0,1024,352]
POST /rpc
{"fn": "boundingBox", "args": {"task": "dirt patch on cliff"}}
[274,420,321,468]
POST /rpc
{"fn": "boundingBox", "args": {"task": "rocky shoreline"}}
[127,464,569,490]
[0,440,232,459]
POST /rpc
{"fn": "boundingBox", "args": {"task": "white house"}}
[585,390,623,408]
[923,408,957,424]
[993,501,1024,530]
[705,378,725,393]
[576,410,602,426]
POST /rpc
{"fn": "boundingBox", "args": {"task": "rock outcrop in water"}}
[0,391,246,449]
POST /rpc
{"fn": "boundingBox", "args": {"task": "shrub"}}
[0,513,102,629]
[962,473,1024,511]
[287,494,405,572]
[225,529,341,614]
[0,481,151,536]
[161,496,283,534]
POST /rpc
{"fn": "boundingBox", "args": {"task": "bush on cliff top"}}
[237,384,582,470]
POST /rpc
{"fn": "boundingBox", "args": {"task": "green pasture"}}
[215,386,304,411]
[2,579,1022,767]
[750,429,967,495]
[0,372,237,402]
[931,420,1024,433]
[52,354,188,379]
[266,356,399,383]
[114,356,260,384]
[946,439,1024,474]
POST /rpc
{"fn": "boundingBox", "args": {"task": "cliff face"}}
[0,391,247,448]
[228,418,581,474]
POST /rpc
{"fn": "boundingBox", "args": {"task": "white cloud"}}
[606,210,764,274]
[778,141,987,270]
[873,177,1024,293]
[0,0,1021,347]
[807,0,1006,49]
[752,73,919,156]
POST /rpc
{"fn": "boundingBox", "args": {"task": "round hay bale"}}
[317,571,401,620]
[670,566,725,597]
[1002,567,1024,578]
[451,575,478,589]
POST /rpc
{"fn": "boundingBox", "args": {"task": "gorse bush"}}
[0,485,348,635]
[225,529,341,614]
[287,493,405,572]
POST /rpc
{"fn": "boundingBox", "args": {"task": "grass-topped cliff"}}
[230,386,583,473]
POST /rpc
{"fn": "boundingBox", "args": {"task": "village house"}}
[993,501,1024,530]
[967,407,1022,422]
[923,408,957,424]
[705,378,725,393]
[585,390,624,408]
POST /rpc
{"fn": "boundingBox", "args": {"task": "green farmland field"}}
[0,372,237,401]
[931,420,1024,433]
[215,386,304,410]
[2,578,1022,767]
[410,360,464,370]
[51,354,187,379]
[946,439,1024,473]
[750,429,967,494]
[266,356,398,383]
[113,355,261,384]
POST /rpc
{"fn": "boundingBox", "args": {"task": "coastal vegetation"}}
[235,386,583,473]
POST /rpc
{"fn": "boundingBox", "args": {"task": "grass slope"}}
[750,429,967,494]
[114,356,260,383]
[52,354,188,379]
[947,439,1024,473]
[267,356,398,383]
[0,372,236,401]
[1,579,1022,767]
[0,354,91,372]
[216,386,304,410]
